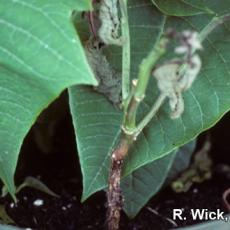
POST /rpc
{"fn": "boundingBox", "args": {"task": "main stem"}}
[123,37,168,134]
[106,133,132,230]
[106,37,168,230]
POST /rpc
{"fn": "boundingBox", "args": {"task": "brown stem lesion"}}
[106,37,168,230]
[106,110,135,230]
[106,133,131,230]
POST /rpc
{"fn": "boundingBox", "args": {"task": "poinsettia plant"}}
[0,0,230,229]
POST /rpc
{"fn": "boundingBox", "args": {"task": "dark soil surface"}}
[0,100,230,230]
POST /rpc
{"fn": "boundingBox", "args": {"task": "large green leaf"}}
[69,87,123,200]
[69,0,230,204]
[121,151,176,218]
[0,0,97,196]
[122,141,196,218]
[151,0,214,16]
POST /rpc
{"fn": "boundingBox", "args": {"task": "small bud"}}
[132,79,138,86]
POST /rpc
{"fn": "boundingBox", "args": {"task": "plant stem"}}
[134,38,168,100]
[123,37,168,134]
[106,36,168,230]
[119,0,130,101]
[199,13,230,42]
[135,94,166,136]
[106,133,132,230]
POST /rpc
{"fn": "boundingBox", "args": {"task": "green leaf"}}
[69,0,230,204]
[166,140,196,182]
[122,140,196,218]
[16,176,60,198]
[121,151,176,218]
[151,0,214,16]
[68,0,92,11]
[0,0,97,196]
[68,87,123,201]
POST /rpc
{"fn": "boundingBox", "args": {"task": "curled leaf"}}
[153,30,202,119]
[98,0,122,45]
[85,39,122,105]
[175,31,202,54]
[178,55,201,90]
[153,62,184,119]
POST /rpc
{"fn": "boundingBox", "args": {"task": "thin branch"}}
[123,37,168,134]
[199,13,230,42]
[135,94,166,137]
[119,0,131,101]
